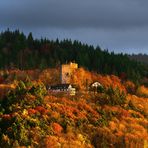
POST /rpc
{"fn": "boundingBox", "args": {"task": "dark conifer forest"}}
[0,29,148,82]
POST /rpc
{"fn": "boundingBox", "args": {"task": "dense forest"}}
[0,29,148,83]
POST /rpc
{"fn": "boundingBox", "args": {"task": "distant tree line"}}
[0,29,148,82]
[129,53,148,64]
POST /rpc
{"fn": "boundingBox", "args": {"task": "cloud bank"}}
[0,0,148,53]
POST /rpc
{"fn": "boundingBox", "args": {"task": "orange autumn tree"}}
[70,67,126,92]
[38,68,60,86]
[71,68,93,90]
[124,80,136,94]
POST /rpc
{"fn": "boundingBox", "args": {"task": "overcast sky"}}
[0,0,148,54]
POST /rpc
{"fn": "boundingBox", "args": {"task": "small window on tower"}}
[65,72,69,76]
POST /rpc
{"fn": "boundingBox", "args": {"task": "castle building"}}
[60,62,78,84]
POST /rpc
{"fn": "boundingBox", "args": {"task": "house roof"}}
[91,82,102,87]
[49,84,72,90]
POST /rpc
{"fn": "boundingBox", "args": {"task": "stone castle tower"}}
[61,62,78,84]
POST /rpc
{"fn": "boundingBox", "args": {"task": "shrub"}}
[97,86,126,106]
[0,81,47,113]
[136,85,148,98]
[124,81,136,94]
[52,122,63,134]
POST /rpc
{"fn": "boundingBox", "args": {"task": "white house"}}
[91,82,102,88]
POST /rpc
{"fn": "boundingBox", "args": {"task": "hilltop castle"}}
[60,62,78,84]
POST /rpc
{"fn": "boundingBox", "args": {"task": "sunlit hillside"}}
[0,68,148,147]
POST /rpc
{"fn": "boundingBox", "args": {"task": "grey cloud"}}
[0,0,148,29]
[1,0,148,53]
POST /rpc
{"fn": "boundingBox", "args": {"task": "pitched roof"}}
[91,82,102,87]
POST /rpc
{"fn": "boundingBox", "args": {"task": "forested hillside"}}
[0,68,148,147]
[0,29,148,83]
[0,30,148,147]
